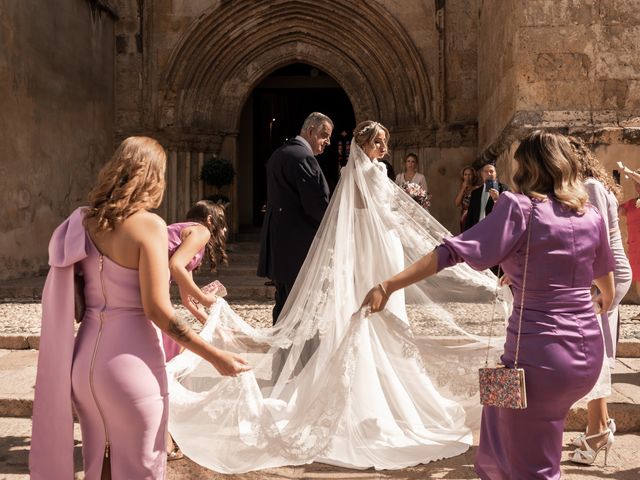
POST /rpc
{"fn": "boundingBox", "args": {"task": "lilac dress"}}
[437,192,614,480]
[162,222,205,361]
[30,208,168,479]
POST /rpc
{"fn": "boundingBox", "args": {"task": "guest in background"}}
[464,162,509,231]
[569,137,630,466]
[455,166,479,232]
[395,152,427,190]
[618,163,640,291]
[363,131,615,479]
[30,136,249,479]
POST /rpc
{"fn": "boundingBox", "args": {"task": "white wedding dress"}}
[166,143,509,473]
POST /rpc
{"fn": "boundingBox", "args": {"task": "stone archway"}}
[159,0,432,134]
[155,0,433,229]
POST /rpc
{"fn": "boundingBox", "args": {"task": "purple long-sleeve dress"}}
[437,192,614,480]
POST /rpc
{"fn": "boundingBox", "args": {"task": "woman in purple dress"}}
[363,131,615,479]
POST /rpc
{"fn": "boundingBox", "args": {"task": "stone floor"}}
[2,301,640,339]
[1,416,638,479]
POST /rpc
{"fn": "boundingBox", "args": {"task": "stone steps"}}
[2,344,639,432]
[0,241,267,302]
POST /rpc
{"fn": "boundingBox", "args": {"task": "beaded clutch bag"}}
[478,364,527,409]
[190,280,227,307]
[478,201,533,410]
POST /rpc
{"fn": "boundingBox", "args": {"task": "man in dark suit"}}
[258,112,332,324]
[464,162,509,231]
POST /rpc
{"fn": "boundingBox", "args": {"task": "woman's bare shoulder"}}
[124,211,167,238]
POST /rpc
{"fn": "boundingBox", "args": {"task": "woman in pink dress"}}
[163,200,229,362]
[618,165,640,283]
[30,136,249,480]
[363,131,615,479]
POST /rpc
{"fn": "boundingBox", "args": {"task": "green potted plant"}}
[200,155,235,206]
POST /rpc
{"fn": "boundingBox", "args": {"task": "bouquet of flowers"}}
[401,182,431,209]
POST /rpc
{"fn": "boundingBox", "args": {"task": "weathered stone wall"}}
[478,0,640,157]
[8,1,640,279]
[477,0,518,153]
[444,0,479,124]
[0,1,115,280]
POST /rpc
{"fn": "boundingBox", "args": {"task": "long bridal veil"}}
[166,142,510,473]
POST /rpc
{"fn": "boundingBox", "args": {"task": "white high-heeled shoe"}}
[570,429,614,466]
[571,417,616,447]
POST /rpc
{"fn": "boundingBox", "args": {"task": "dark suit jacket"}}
[464,182,509,231]
[257,138,330,285]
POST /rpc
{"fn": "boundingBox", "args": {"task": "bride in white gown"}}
[166,121,509,473]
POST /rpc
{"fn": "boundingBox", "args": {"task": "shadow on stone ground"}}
[168,447,479,480]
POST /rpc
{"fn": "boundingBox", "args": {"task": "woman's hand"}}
[361,283,390,314]
[210,349,251,377]
[198,292,219,308]
[617,161,628,174]
[499,274,512,286]
[179,287,209,324]
[592,292,603,315]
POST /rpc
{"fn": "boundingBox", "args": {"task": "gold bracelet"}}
[378,282,389,298]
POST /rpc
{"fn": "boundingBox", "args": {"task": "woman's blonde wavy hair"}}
[85,136,167,231]
[513,130,588,213]
[568,136,622,202]
[353,120,390,152]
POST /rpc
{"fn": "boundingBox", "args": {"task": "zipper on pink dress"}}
[88,254,111,469]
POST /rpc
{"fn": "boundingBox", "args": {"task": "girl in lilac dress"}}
[30,137,249,480]
[163,200,229,362]
[363,131,615,479]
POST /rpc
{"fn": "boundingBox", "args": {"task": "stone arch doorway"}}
[238,63,356,229]
[156,0,432,232]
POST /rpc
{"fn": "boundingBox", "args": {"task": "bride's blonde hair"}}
[85,136,167,231]
[353,121,390,150]
[513,130,587,213]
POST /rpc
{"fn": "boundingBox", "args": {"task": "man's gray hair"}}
[300,112,333,133]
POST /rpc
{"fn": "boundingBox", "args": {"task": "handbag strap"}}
[484,199,535,368]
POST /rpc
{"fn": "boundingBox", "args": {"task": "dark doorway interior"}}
[248,64,356,227]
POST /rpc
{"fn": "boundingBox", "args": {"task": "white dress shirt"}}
[479,185,490,220]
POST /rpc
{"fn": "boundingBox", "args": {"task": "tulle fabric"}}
[166,143,510,473]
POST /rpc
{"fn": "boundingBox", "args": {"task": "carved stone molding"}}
[157,0,433,133]
[480,110,640,162]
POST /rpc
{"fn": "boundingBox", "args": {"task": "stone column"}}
[168,150,178,224]
[221,131,239,236]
